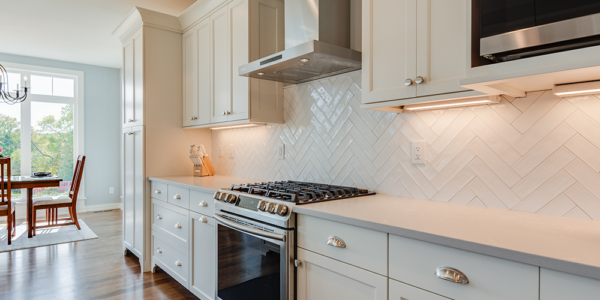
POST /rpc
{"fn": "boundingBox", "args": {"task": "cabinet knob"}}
[156,214,162,220]
[155,189,161,194]
[222,111,226,116]
[128,119,135,122]
[294,259,302,267]
[156,248,162,254]
[199,201,208,207]
[191,116,194,121]
[173,194,181,200]
[199,216,208,223]
[175,260,182,267]
[326,236,346,248]
[226,111,231,115]
[404,79,413,86]
[415,76,425,84]
[175,222,182,229]
[127,132,134,135]
[435,267,469,284]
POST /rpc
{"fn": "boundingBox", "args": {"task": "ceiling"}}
[0,0,197,69]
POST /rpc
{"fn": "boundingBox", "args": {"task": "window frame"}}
[1,61,85,201]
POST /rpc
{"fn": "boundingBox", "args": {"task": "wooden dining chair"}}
[31,155,86,235]
[0,158,16,245]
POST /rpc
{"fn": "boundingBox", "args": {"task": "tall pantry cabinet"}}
[114,7,211,272]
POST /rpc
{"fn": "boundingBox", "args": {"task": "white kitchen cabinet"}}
[390,278,449,300]
[123,126,147,269]
[180,0,284,128]
[540,268,600,300]
[122,29,144,128]
[362,0,482,110]
[189,211,216,300]
[296,248,388,300]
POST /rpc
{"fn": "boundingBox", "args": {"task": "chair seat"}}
[33,195,72,206]
[0,202,16,213]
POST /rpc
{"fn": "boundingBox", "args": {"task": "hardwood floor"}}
[0,209,200,300]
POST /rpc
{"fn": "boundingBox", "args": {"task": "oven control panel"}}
[214,191,290,216]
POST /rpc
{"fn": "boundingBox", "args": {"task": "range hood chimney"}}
[239,0,361,84]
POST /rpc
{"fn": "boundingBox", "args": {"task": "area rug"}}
[0,220,98,252]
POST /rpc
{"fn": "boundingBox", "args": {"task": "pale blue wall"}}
[0,53,121,207]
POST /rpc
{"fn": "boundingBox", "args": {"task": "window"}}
[0,62,84,201]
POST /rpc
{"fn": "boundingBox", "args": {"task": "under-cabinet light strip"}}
[210,123,266,130]
[554,80,600,96]
[402,96,499,111]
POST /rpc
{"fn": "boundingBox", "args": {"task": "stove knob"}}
[226,194,238,203]
[258,200,268,212]
[267,202,277,214]
[219,193,228,201]
[275,204,288,216]
[213,192,221,200]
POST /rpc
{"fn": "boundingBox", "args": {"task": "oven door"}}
[214,212,294,300]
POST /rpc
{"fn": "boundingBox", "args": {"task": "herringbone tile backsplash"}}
[212,71,600,220]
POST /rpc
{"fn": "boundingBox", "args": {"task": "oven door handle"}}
[214,214,286,242]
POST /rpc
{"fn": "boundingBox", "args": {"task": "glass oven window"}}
[480,0,536,37]
[535,0,600,26]
[218,224,281,300]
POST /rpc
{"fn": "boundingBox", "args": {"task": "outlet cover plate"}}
[411,140,427,165]
[278,144,285,160]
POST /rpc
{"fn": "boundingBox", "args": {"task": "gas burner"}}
[228,180,375,204]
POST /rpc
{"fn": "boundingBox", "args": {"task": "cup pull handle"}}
[175,260,182,267]
[199,201,208,207]
[156,248,162,254]
[435,267,469,284]
[173,194,181,200]
[326,236,346,248]
[155,189,161,194]
[156,214,162,220]
[199,216,208,223]
[175,223,182,229]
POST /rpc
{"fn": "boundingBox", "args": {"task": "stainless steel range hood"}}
[239,0,361,84]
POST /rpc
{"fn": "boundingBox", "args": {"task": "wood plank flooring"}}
[0,209,200,300]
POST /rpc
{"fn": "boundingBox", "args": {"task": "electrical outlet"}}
[109,187,114,194]
[278,144,285,160]
[219,145,224,157]
[229,144,235,159]
[411,140,427,165]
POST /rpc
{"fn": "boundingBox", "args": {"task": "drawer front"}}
[540,268,600,299]
[390,278,449,300]
[152,200,189,248]
[153,233,189,286]
[189,190,214,215]
[297,214,388,275]
[168,185,190,209]
[389,234,539,300]
[151,181,168,202]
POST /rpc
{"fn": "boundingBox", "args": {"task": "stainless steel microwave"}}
[479,0,600,62]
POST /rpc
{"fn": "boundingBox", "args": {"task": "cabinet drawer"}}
[540,268,600,299]
[151,181,168,202]
[152,199,189,249]
[297,214,387,275]
[153,233,189,287]
[389,234,539,300]
[189,190,214,216]
[168,185,190,209]
[390,278,449,300]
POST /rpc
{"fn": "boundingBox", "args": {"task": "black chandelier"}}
[0,63,28,105]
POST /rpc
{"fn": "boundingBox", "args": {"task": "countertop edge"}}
[148,177,217,194]
[293,206,600,281]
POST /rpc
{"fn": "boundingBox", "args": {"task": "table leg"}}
[28,188,33,238]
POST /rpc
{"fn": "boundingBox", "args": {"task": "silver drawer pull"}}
[435,267,469,284]
[175,223,182,229]
[156,248,162,254]
[173,194,181,200]
[156,214,162,220]
[199,216,208,223]
[199,201,208,207]
[326,236,346,248]
[155,189,161,194]
[175,260,182,267]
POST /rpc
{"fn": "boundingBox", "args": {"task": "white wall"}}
[212,70,600,221]
[0,52,121,207]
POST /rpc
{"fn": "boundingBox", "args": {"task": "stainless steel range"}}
[213,181,375,300]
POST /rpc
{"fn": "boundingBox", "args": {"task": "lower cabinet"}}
[540,268,600,299]
[189,211,215,300]
[296,248,388,300]
[389,278,449,300]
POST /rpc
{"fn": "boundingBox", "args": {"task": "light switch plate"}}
[278,144,285,160]
[109,187,114,194]
[229,144,235,159]
[411,140,427,165]
[219,145,224,157]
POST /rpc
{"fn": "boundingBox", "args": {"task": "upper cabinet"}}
[362,0,483,111]
[180,0,284,128]
[123,29,144,128]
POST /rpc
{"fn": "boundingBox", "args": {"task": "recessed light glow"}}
[300,58,309,63]
[257,72,265,76]
[554,80,600,96]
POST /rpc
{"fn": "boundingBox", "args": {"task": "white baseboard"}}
[79,202,122,213]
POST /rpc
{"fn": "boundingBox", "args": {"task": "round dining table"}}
[9,176,63,238]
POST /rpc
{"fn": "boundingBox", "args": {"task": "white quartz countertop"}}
[149,175,600,280]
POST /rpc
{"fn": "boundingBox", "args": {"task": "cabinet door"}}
[540,268,600,300]
[296,248,387,300]
[123,130,134,250]
[362,0,417,104]
[415,0,469,97]
[197,19,211,125]
[183,28,198,127]
[210,6,231,123]
[132,126,145,257]
[228,0,250,121]
[390,278,449,300]
[133,34,144,127]
[123,40,135,128]
[190,212,215,300]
